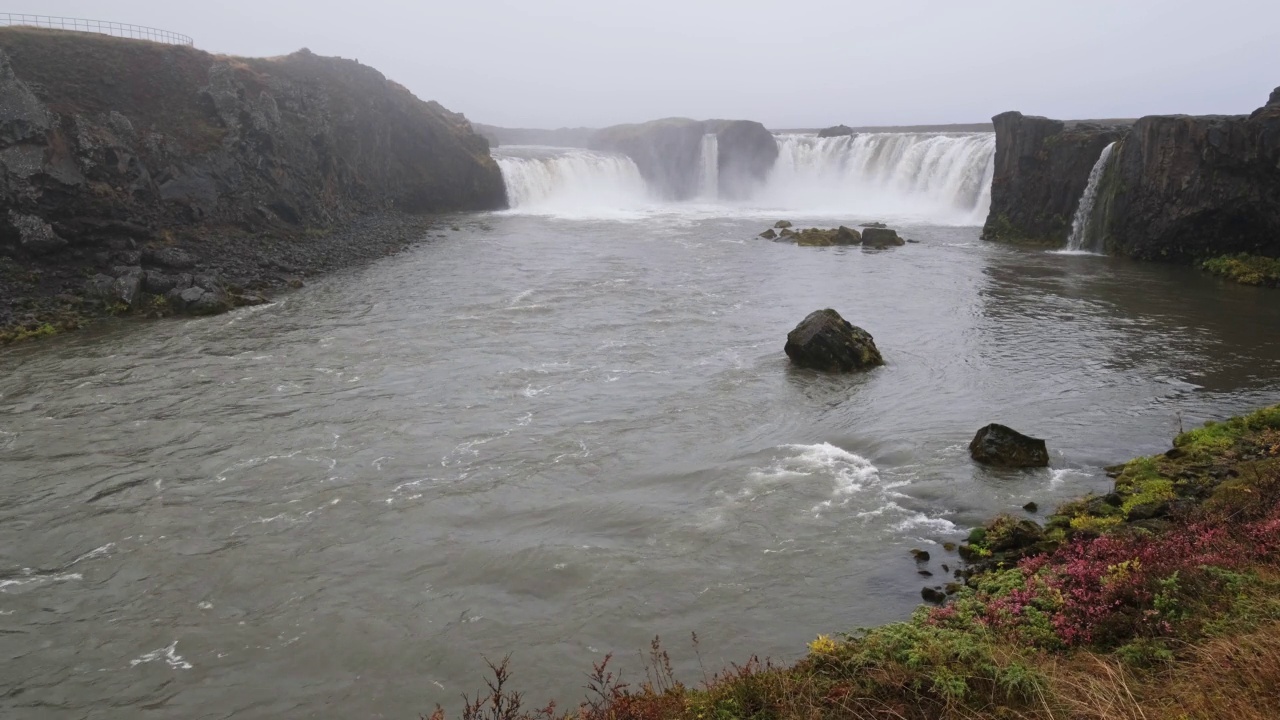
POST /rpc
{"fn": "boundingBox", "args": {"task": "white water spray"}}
[696,133,719,200]
[1065,142,1117,253]
[495,147,649,214]
[756,133,996,224]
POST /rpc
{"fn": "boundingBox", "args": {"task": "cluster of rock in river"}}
[760,220,910,248]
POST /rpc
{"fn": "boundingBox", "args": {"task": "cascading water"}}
[1065,142,1117,253]
[697,133,719,200]
[495,146,649,214]
[756,133,996,224]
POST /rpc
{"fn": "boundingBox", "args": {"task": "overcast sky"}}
[30,1,1280,128]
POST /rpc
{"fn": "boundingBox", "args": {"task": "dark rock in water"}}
[921,587,946,604]
[942,543,956,552]
[1023,501,1039,513]
[910,549,930,562]
[817,124,854,138]
[861,221,887,229]
[166,285,231,315]
[861,228,906,248]
[759,228,778,239]
[906,239,920,244]
[789,227,861,246]
[779,228,795,238]
[784,309,884,372]
[143,246,197,270]
[918,569,933,577]
[6,212,66,255]
[969,424,1049,467]
[941,563,950,573]
[774,220,793,229]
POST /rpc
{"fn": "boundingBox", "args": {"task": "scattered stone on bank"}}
[759,228,777,239]
[142,246,198,270]
[921,587,946,604]
[784,308,884,372]
[774,220,793,229]
[7,212,66,255]
[969,423,1050,467]
[910,549,931,562]
[1023,501,1040,513]
[861,227,906,248]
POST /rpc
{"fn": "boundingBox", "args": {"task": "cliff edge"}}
[0,27,506,332]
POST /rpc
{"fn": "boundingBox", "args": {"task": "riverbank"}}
[0,212,446,343]
[446,405,1280,720]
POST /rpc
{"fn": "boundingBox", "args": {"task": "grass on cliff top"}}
[437,406,1280,720]
[1202,254,1280,287]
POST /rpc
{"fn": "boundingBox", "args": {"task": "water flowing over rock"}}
[784,309,884,372]
[496,147,647,211]
[762,133,996,224]
[968,424,1050,467]
[982,113,1128,245]
[589,118,777,200]
[985,88,1280,261]
[1064,141,1118,252]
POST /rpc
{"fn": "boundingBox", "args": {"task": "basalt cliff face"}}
[981,113,1128,244]
[983,89,1280,261]
[588,117,778,200]
[0,28,505,329]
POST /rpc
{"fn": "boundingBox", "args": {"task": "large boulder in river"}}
[969,424,1049,467]
[789,226,861,246]
[785,309,884,372]
[861,228,905,247]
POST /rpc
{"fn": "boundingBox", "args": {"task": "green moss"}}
[1203,254,1280,287]
[0,322,59,344]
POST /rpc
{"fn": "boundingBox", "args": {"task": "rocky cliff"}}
[0,27,505,331]
[588,117,778,200]
[1093,94,1280,260]
[983,89,1280,261]
[981,113,1128,244]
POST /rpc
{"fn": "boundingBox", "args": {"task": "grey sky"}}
[31,0,1280,128]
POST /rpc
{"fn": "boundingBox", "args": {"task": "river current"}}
[4,190,1280,717]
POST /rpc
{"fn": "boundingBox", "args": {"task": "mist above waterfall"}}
[495,132,996,225]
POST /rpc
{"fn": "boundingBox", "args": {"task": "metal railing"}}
[0,13,193,46]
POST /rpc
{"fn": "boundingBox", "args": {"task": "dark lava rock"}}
[921,587,946,604]
[817,124,854,138]
[988,519,1045,553]
[861,221,887,229]
[918,570,933,577]
[774,220,793,229]
[784,309,884,372]
[779,228,795,238]
[861,228,906,248]
[143,246,197,270]
[143,270,180,295]
[760,228,778,239]
[166,286,230,315]
[969,424,1050,467]
[7,212,66,255]
[1023,501,1040,513]
[789,226,861,246]
[85,269,143,308]
[910,549,931,562]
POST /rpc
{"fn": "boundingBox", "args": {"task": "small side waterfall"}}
[696,133,719,200]
[1065,142,1117,252]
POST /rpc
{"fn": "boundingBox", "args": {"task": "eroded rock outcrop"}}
[981,112,1128,244]
[784,309,884,372]
[0,27,506,326]
[589,118,778,200]
[817,124,854,138]
[983,89,1280,261]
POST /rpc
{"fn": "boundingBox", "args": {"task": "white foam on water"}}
[0,571,83,593]
[129,641,193,670]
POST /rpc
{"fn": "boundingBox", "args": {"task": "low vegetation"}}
[1202,254,1280,287]
[436,406,1280,720]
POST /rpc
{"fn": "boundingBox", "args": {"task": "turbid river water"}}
[4,144,1280,718]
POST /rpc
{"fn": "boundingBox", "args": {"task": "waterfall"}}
[1065,142,1117,253]
[756,133,996,224]
[696,133,719,200]
[495,147,649,213]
